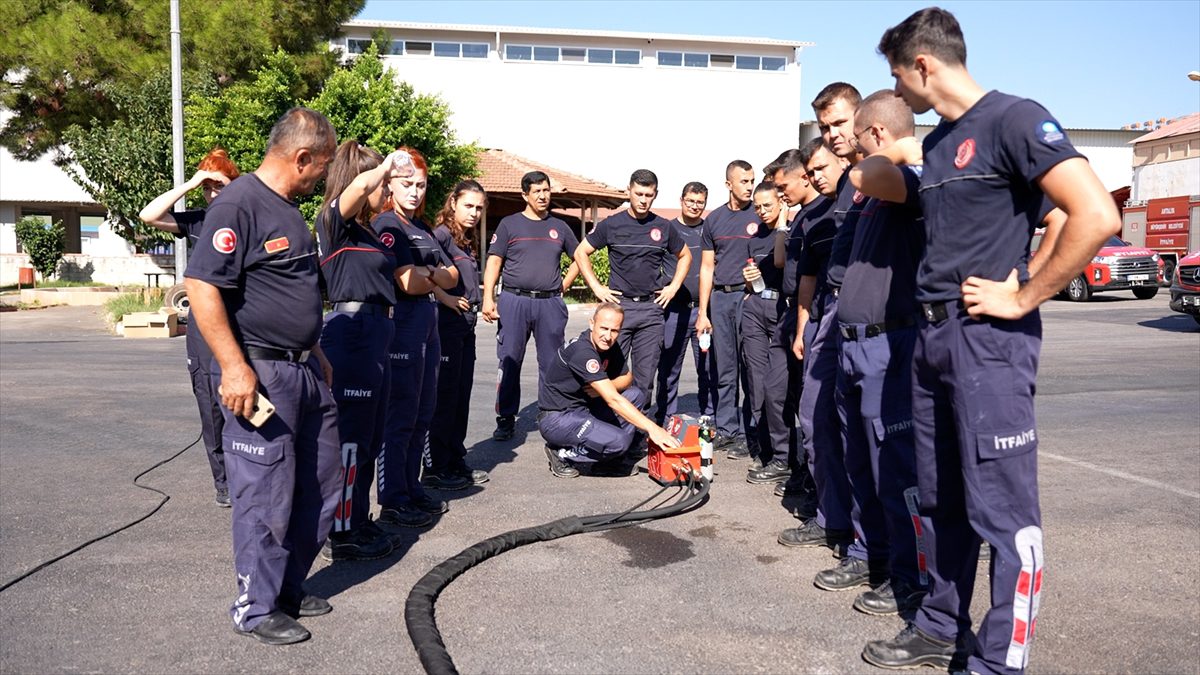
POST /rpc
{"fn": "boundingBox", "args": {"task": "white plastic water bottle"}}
[698,331,711,352]
[747,258,765,294]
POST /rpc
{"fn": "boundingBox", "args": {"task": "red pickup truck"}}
[1032,232,1164,302]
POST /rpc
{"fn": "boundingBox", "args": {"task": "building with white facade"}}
[336,20,812,210]
[1120,113,1200,271]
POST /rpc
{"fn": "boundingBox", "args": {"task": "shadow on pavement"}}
[1138,314,1200,333]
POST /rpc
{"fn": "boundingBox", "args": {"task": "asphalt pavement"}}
[0,293,1197,674]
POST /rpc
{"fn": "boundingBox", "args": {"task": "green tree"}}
[305,43,478,217]
[61,71,202,248]
[14,217,66,281]
[0,0,363,162]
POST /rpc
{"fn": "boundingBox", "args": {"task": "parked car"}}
[1168,250,1200,325]
[1031,232,1164,302]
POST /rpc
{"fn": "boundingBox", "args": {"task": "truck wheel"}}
[1065,275,1091,302]
[1132,286,1158,300]
[163,282,190,318]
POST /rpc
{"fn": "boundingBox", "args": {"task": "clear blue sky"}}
[358,0,1200,129]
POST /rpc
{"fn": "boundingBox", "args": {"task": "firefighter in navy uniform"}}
[184,108,340,645]
[739,182,791,479]
[835,91,930,617]
[425,180,491,490]
[373,147,459,529]
[575,169,691,419]
[695,160,758,457]
[314,141,410,562]
[655,181,716,425]
[864,9,1120,674]
[139,148,240,507]
[538,303,682,477]
[482,171,580,441]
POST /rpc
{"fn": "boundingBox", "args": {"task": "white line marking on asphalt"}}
[1041,451,1200,499]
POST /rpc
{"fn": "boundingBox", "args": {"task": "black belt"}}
[753,289,781,301]
[246,346,311,363]
[332,301,393,318]
[506,288,561,299]
[669,300,698,309]
[839,316,916,341]
[468,301,482,313]
[921,300,964,323]
[714,284,743,293]
[623,294,655,303]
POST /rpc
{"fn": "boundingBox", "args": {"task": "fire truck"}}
[1121,196,1200,286]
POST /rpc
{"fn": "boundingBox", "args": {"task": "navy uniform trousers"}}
[495,291,568,419]
[776,303,804,468]
[740,293,790,465]
[799,292,863,559]
[427,311,477,474]
[912,307,1044,675]
[709,288,745,439]
[186,324,226,492]
[319,307,393,533]
[214,356,340,631]
[837,323,927,587]
[655,302,716,424]
[539,386,647,463]
[379,300,440,508]
[616,299,665,414]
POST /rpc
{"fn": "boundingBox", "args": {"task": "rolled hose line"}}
[405,469,712,675]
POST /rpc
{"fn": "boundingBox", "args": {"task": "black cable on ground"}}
[0,432,201,593]
[405,470,711,675]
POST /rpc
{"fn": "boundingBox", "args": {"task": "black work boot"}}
[814,556,875,591]
[777,520,854,550]
[235,611,310,645]
[862,623,956,670]
[492,415,515,441]
[853,579,928,616]
[545,445,580,478]
[747,459,792,484]
[322,527,393,562]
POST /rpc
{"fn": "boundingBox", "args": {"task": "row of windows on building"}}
[344,38,788,71]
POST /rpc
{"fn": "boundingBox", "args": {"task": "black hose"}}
[405,473,710,675]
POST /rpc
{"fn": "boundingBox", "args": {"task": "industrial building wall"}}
[1130,159,1200,202]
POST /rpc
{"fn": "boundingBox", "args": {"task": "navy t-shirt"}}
[826,172,870,290]
[539,329,629,412]
[433,225,482,326]
[586,210,684,297]
[746,219,783,293]
[918,91,1084,302]
[184,174,323,350]
[781,202,820,297]
[173,210,212,361]
[701,202,759,286]
[315,198,397,306]
[796,196,837,291]
[489,213,579,292]
[373,212,445,302]
[662,218,704,306]
[838,165,925,325]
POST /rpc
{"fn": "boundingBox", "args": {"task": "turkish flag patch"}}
[264,237,290,254]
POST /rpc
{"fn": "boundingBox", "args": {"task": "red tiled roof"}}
[1130,113,1200,144]
[474,149,627,206]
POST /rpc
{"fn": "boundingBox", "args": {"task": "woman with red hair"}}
[372,147,460,527]
[139,147,241,507]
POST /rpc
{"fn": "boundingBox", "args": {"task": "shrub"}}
[14,216,65,281]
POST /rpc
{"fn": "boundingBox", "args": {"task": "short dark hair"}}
[521,170,550,193]
[811,82,862,114]
[752,181,777,198]
[796,138,826,169]
[856,89,916,137]
[769,149,801,177]
[266,107,336,157]
[629,169,658,188]
[593,302,625,321]
[878,7,967,67]
[681,181,708,199]
[725,159,752,180]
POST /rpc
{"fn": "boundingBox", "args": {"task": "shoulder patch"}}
[585,359,600,374]
[954,138,976,169]
[746,222,758,235]
[212,227,237,254]
[549,229,559,240]
[380,232,395,248]
[1040,120,1064,143]
[649,227,662,242]
[490,233,497,245]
